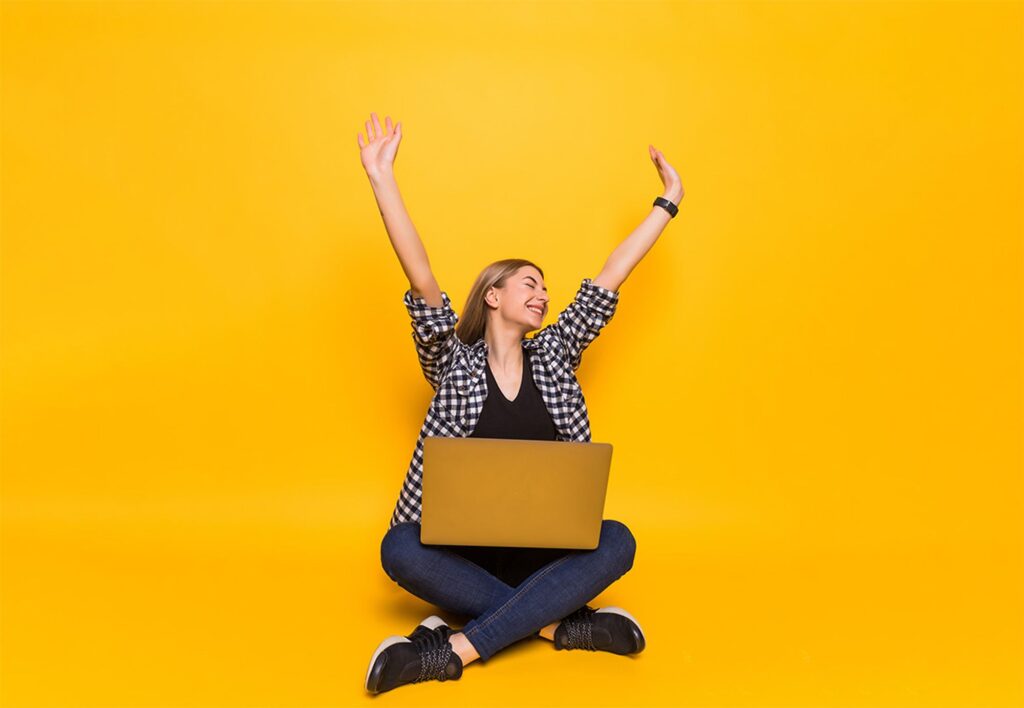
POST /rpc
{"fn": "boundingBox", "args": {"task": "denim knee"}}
[601,519,637,575]
[380,521,421,581]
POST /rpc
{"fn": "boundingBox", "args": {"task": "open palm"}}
[358,112,402,176]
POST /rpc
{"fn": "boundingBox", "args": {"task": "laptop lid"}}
[420,436,613,549]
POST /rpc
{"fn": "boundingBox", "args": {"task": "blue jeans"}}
[379,519,637,662]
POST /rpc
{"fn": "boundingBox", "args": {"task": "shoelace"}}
[410,625,455,683]
[561,605,598,651]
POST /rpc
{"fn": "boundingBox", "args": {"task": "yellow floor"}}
[2,515,1020,707]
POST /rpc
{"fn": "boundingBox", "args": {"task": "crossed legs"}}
[380,519,637,664]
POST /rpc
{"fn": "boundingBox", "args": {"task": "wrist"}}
[661,189,682,204]
[367,167,396,186]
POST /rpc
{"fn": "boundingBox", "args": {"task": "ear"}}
[484,286,499,310]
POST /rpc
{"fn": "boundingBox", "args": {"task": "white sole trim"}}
[419,615,448,631]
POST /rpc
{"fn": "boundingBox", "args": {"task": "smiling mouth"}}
[527,305,544,315]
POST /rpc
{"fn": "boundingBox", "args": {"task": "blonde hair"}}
[455,258,546,345]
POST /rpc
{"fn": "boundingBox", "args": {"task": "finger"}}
[366,120,373,141]
[357,132,364,148]
[371,112,383,139]
[396,121,402,136]
[385,115,393,136]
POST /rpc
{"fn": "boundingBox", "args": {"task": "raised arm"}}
[534,146,685,371]
[358,111,443,306]
[359,112,460,389]
[591,144,685,293]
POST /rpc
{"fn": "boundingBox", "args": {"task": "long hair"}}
[455,258,545,346]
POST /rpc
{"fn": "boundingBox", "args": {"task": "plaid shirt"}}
[389,277,621,529]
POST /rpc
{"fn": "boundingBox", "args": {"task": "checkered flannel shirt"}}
[389,277,620,529]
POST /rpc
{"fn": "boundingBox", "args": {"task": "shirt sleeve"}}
[404,288,462,391]
[534,277,620,372]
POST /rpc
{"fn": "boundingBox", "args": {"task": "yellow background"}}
[2,1,1021,706]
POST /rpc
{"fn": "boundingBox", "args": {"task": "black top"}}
[457,347,564,575]
[469,348,558,441]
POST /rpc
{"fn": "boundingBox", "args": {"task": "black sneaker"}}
[364,618,463,694]
[553,605,646,655]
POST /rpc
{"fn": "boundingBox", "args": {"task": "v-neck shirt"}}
[469,348,558,441]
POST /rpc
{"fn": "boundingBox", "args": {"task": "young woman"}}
[357,112,684,694]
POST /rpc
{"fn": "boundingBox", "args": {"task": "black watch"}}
[653,196,678,218]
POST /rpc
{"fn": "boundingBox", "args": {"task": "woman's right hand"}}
[357,112,402,178]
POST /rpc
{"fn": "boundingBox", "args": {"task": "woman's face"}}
[492,266,550,331]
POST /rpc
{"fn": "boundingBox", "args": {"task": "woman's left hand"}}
[649,144,684,203]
